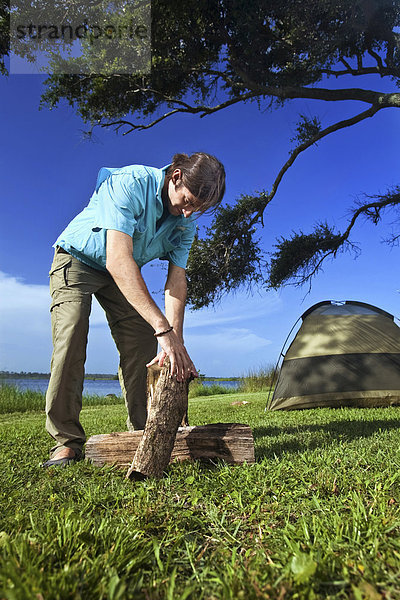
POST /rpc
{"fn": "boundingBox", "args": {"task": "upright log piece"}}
[147,362,189,427]
[126,358,190,480]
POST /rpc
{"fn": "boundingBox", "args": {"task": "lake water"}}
[2,377,240,396]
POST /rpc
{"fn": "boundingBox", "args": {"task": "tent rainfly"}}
[268,300,400,411]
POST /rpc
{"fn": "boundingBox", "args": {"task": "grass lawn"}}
[1,389,400,599]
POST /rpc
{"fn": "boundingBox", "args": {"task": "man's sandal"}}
[41,451,82,469]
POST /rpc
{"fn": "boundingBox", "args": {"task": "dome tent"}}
[268,300,400,411]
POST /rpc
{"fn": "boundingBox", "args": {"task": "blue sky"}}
[0,71,399,376]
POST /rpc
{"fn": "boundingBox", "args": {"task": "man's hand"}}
[146,333,199,382]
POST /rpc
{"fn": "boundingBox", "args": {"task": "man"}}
[42,152,226,468]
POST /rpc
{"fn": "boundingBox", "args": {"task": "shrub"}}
[0,384,123,414]
[238,365,277,393]
[189,379,233,398]
[0,383,45,414]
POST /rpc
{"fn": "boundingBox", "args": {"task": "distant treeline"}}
[0,371,240,381]
[0,371,119,380]
[199,376,240,381]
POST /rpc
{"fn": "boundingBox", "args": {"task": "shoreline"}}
[1,373,241,381]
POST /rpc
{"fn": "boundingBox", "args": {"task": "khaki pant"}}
[45,247,157,458]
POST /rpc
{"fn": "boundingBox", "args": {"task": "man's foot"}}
[41,448,82,469]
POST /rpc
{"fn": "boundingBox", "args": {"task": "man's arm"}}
[165,263,187,343]
[106,229,195,380]
[162,263,198,377]
[146,262,198,378]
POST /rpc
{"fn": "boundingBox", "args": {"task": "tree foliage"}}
[186,194,267,308]
[269,225,344,289]
[2,0,400,306]
[0,1,9,75]
[268,186,400,288]
[290,115,322,146]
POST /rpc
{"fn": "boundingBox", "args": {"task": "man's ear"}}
[171,168,182,186]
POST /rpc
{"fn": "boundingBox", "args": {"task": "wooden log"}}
[126,358,190,480]
[85,423,255,469]
[147,363,188,427]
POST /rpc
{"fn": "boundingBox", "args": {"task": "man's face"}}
[166,169,200,218]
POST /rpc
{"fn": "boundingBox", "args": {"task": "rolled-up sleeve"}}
[93,173,144,236]
[165,220,196,269]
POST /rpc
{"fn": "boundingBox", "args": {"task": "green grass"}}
[1,389,400,599]
[0,383,124,414]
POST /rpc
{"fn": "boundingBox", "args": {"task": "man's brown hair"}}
[166,152,226,213]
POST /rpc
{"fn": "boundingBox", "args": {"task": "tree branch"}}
[280,190,400,287]
[99,84,399,134]
[340,57,355,73]
[340,191,400,244]
[196,104,388,300]
[228,53,400,105]
[105,108,185,133]
[368,48,385,72]
[247,104,383,227]
[261,86,399,105]
[100,91,260,133]
[190,67,248,91]
[293,239,361,289]
[386,232,400,246]
[321,66,394,77]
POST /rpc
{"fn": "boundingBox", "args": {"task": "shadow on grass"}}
[253,417,400,459]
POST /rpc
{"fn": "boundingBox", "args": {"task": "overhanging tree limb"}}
[99,86,399,134]
[186,103,386,306]
[268,188,400,288]
[341,191,400,243]
[186,101,396,305]
[102,90,260,133]
[5,0,399,305]
[241,103,384,232]
[259,104,383,217]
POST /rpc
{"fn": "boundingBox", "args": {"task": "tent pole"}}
[265,315,302,411]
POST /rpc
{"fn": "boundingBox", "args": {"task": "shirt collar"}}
[156,164,171,202]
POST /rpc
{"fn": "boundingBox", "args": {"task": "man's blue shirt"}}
[54,164,196,271]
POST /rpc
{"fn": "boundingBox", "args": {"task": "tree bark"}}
[147,362,189,427]
[126,358,190,480]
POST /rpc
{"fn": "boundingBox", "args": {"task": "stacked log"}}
[86,423,255,470]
